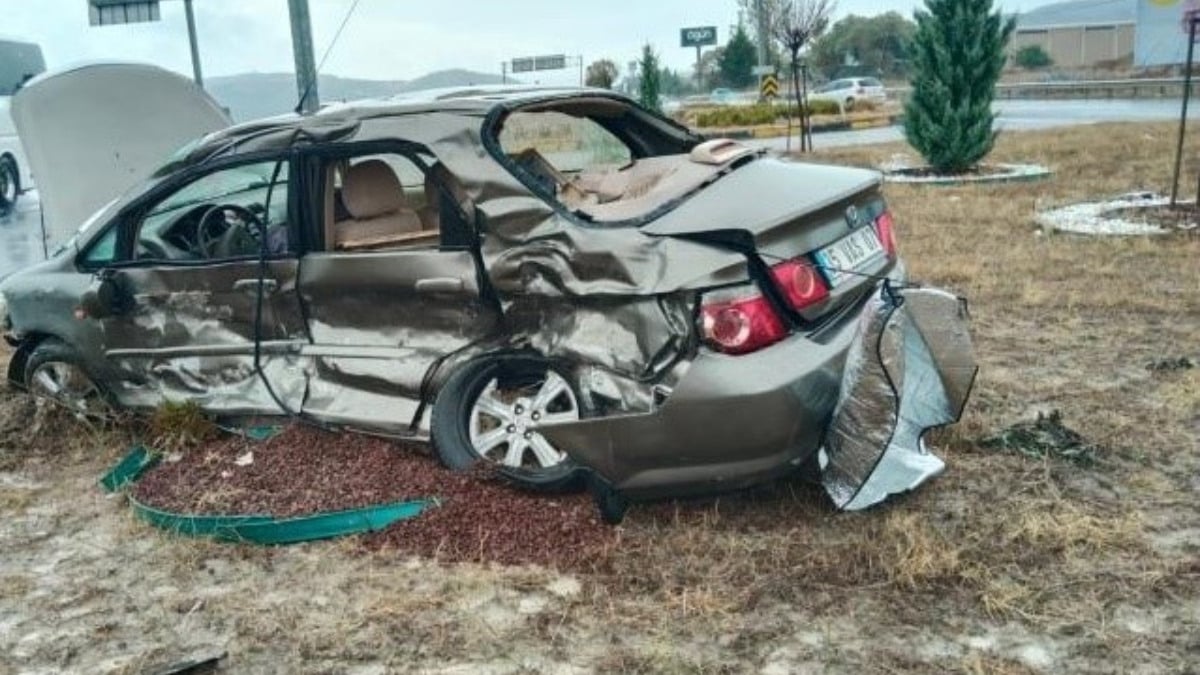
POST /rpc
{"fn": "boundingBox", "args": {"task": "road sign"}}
[752,64,775,76]
[88,0,160,26]
[535,54,567,70]
[680,26,718,48]
[760,73,780,99]
[511,54,567,73]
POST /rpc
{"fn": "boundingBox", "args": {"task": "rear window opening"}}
[490,96,758,225]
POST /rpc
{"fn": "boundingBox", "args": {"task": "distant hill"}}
[206,68,511,121]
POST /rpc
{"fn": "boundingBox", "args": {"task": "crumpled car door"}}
[96,259,307,415]
[296,248,501,433]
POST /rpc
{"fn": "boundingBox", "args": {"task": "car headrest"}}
[342,159,405,219]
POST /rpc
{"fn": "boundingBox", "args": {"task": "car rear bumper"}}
[541,282,976,504]
[540,288,871,499]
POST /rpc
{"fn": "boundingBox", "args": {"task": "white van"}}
[0,37,45,216]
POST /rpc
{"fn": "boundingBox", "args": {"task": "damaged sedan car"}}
[0,65,976,521]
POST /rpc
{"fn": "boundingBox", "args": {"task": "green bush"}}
[1015,44,1052,70]
[693,99,873,128]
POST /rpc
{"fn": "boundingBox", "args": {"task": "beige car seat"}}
[335,159,423,249]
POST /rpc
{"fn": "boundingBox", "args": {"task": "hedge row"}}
[693,100,876,128]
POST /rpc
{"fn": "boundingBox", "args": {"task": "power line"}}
[315,0,362,76]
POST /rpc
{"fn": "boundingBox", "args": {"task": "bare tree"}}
[775,0,835,152]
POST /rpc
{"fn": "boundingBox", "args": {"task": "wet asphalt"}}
[2,98,1198,279]
[0,189,49,280]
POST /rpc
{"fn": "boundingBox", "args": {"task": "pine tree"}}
[638,44,662,112]
[720,24,758,89]
[903,0,1015,174]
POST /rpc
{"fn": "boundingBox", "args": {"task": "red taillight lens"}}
[770,259,829,310]
[874,211,898,257]
[700,290,787,355]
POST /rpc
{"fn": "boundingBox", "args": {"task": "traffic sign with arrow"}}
[760,73,779,99]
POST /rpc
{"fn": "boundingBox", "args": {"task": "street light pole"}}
[287,0,319,114]
[182,0,203,87]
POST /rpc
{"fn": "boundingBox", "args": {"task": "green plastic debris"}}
[100,446,437,545]
[130,498,436,545]
[99,445,159,492]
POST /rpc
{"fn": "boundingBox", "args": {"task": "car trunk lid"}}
[643,157,891,319]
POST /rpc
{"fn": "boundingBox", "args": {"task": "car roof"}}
[177,86,637,165]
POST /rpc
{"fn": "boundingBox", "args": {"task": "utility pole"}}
[182,0,203,86]
[755,0,770,70]
[288,0,319,114]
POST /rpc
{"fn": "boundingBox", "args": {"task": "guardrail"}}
[886,77,1200,101]
[670,78,1200,112]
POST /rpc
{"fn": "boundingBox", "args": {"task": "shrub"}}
[1015,45,1053,70]
[692,99,870,128]
[904,0,1015,174]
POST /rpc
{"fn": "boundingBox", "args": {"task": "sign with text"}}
[680,26,718,48]
[88,0,160,26]
[511,55,568,73]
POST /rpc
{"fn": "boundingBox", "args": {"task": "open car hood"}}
[12,63,232,250]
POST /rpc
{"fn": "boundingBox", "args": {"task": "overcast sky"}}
[3,0,1048,86]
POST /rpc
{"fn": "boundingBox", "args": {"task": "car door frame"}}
[291,139,503,435]
[80,148,313,415]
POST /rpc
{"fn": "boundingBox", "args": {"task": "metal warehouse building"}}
[1010,0,1136,69]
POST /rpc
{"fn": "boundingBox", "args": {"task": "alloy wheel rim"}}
[29,361,104,417]
[468,370,579,470]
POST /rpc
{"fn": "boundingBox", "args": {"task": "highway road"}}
[2,98,1198,278]
[752,98,1200,151]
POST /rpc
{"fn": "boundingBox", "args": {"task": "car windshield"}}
[148,165,274,217]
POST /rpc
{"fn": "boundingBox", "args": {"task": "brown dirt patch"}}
[131,424,615,568]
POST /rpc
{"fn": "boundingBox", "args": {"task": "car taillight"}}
[874,210,898,257]
[700,286,787,355]
[770,259,828,310]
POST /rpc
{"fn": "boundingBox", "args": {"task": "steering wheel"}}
[195,204,263,259]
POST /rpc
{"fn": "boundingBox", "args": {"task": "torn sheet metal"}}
[821,286,977,511]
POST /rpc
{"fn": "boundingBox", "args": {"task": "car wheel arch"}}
[7,332,53,389]
[430,350,589,492]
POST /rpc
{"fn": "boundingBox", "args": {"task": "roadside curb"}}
[100,445,437,545]
[882,163,1052,186]
[702,114,903,140]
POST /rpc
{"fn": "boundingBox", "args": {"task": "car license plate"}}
[815,227,885,286]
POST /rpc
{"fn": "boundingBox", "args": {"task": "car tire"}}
[24,338,109,418]
[432,355,585,493]
[844,97,856,112]
[0,156,18,218]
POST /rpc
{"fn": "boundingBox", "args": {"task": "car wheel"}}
[844,97,856,112]
[432,356,584,492]
[24,338,109,419]
[0,156,18,218]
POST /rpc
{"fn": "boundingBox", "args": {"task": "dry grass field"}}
[0,122,1197,674]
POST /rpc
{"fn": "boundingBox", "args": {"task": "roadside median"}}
[698,110,903,140]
